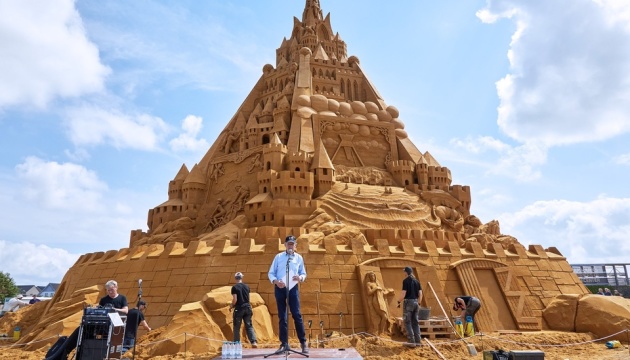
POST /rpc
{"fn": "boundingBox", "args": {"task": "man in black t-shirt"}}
[398,266,423,347]
[123,300,151,353]
[230,272,258,348]
[99,279,129,314]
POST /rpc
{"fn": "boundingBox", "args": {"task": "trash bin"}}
[13,326,20,340]
[419,307,431,320]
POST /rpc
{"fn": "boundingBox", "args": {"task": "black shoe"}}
[301,342,309,354]
[277,343,289,352]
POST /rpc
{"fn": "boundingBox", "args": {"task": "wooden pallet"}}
[396,317,454,340]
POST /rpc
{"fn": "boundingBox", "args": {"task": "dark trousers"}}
[122,336,135,353]
[233,304,257,343]
[465,297,482,331]
[403,299,421,343]
[274,285,306,345]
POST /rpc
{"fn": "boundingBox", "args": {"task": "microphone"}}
[138,279,143,287]
[287,248,294,258]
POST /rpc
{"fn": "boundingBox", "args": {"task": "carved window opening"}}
[262,134,270,144]
[266,161,271,171]
[348,81,353,101]
[263,186,267,193]
[295,167,301,172]
[323,168,328,175]
[353,81,359,100]
[340,79,345,95]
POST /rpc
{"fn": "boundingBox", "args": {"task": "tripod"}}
[264,251,309,358]
[131,279,142,360]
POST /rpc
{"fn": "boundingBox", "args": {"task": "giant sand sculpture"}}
[12,0,626,356]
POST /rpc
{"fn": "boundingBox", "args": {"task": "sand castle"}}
[12,0,624,355]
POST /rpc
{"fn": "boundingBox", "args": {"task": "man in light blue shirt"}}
[268,235,308,354]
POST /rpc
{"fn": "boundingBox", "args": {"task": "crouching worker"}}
[453,296,481,335]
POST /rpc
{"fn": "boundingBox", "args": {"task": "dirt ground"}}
[1,330,628,360]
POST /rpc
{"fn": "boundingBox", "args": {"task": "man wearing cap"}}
[268,235,308,354]
[1,294,29,316]
[230,272,258,348]
[398,266,422,347]
[122,300,151,353]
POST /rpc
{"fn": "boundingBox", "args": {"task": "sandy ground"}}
[1,330,628,360]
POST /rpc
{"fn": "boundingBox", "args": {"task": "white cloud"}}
[479,0,630,146]
[0,0,110,109]
[169,115,210,152]
[0,170,153,275]
[614,153,630,165]
[0,240,79,285]
[15,156,107,211]
[498,196,630,263]
[64,148,91,162]
[450,136,546,181]
[64,105,169,151]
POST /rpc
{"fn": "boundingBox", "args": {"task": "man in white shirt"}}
[268,235,308,354]
[1,294,29,317]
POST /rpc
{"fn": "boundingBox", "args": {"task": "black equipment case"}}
[508,350,545,359]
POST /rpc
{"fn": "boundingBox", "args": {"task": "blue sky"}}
[1,0,629,285]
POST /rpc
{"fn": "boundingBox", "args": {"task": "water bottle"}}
[226,342,232,359]
[236,341,242,358]
[222,342,226,359]
[454,318,464,337]
[228,342,236,359]
[606,340,621,349]
[465,316,475,337]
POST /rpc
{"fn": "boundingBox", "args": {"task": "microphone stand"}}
[264,251,308,358]
[132,279,142,360]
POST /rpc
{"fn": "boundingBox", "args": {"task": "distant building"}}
[39,283,60,298]
[17,285,41,296]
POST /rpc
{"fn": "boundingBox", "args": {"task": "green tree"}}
[0,271,19,302]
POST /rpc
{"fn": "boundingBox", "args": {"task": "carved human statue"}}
[364,271,394,334]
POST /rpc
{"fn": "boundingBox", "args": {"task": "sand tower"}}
[21,0,589,351]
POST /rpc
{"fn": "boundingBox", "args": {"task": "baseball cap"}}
[235,272,244,279]
[403,266,413,274]
[285,235,296,244]
[17,294,23,299]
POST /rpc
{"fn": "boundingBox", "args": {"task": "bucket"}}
[419,307,431,320]
[13,327,20,340]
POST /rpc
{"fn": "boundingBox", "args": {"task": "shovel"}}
[427,282,477,356]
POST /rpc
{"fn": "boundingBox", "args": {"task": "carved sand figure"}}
[209,163,225,184]
[365,271,394,334]
[224,129,241,154]
[203,198,227,231]
[247,153,263,173]
[431,205,464,231]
